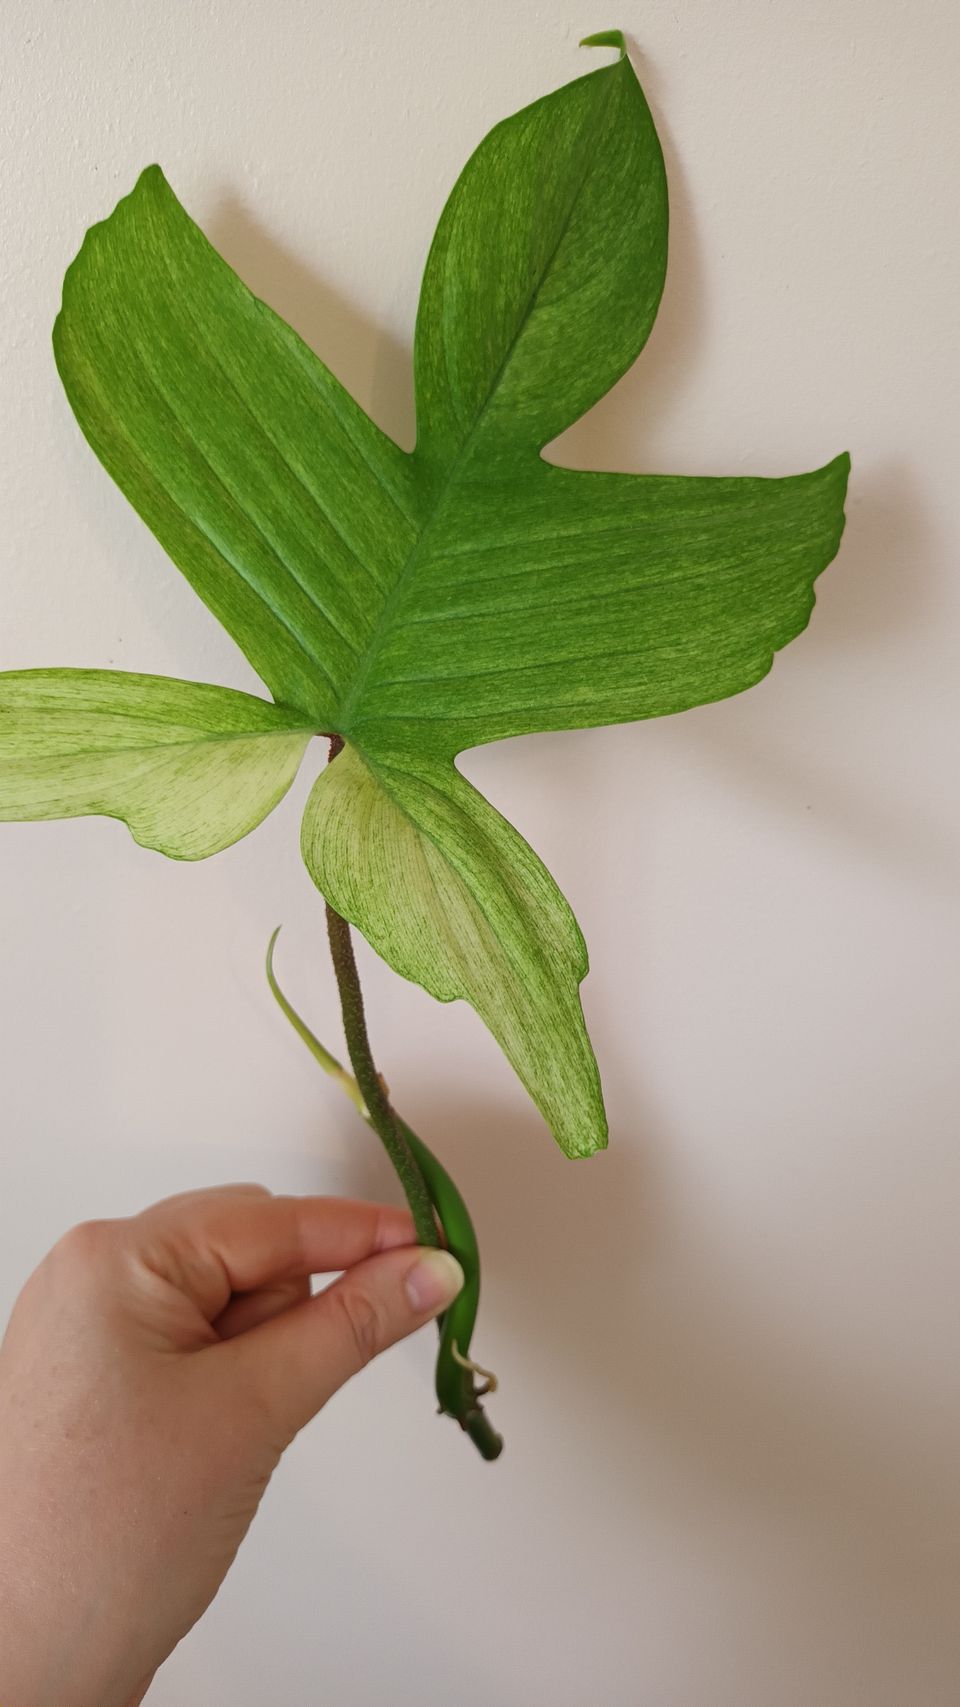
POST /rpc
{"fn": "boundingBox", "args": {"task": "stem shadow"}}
[367,1086,960,1668]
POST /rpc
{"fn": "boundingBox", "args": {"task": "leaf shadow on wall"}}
[664,458,958,897]
[201,154,958,1679]
[208,96,954,907]
[206,196,417,454]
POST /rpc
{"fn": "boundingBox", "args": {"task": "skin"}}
[0,1183,464,1707]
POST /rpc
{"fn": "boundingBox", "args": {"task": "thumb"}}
[224,1243,464,1442]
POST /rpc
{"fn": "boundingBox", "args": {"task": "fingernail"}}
[404,1248,465,1314]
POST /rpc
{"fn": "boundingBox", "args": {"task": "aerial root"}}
[451,1340,499,1397]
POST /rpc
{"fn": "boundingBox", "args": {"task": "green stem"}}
[321,736,436,1248]
[398,1120,503,1460]
[266,929,503,1459]
[324,900,438,1249]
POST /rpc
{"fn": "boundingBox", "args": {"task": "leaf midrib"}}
[4,724,315,762]
[335,64,619,738]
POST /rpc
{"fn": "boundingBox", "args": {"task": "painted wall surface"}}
[2,4,959,1702]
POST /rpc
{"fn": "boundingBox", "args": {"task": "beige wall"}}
[2,2,959,1702]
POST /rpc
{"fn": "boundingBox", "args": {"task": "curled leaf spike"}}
[580,28,628,56]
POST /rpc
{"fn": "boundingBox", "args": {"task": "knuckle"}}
[53,1218,113,1269]
[332,1284,386,1369]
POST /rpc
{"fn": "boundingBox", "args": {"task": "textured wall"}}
[2,3,959,1702]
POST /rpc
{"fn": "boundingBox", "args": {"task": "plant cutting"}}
[0,31,849,1459]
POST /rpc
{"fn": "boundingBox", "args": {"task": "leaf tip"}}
[266,924,283,977]
[579,28,627,57]
[557,1102,609,1160]
[55,162,170,336]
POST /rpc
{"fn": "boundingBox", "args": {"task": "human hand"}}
[0,1183,463,1707]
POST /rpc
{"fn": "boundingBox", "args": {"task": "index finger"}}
[132,1191,418,1322]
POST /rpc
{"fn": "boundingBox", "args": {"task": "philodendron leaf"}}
[8,34,850,1156]
[301,743,599,1153]
[0,672,314,857]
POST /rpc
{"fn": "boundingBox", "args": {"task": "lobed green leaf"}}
[3,39,850,1156]
[0,671,315,858]
[301,742,604,1156]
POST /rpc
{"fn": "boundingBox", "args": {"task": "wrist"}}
[0,1529,143,1707]
[122,1676,157,1707]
